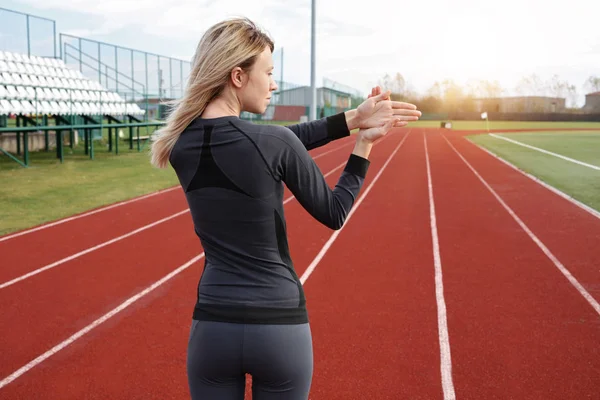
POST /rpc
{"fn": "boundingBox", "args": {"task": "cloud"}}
[13,0,600,97]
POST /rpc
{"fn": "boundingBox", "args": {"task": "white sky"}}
[4,0,600,106]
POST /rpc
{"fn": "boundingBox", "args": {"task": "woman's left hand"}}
[354,86,422,130]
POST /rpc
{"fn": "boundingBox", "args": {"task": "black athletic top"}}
[169,113,370,324]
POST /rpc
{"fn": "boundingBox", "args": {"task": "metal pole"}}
[53,21,57,58]
[310,0,316,121]
[79,37,82,72]
[115,46,118,94]
[26,15,31,57]
[98,42,101,83]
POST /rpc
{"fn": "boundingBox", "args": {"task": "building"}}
[582,92,600,113]
[273,86,352,110]
[474,96,566,113]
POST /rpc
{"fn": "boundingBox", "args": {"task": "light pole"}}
[310,0,317,121]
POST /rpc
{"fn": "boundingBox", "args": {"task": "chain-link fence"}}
[1,6,365,126]
[0,7,57,58]
[323,77,365,108]
[59,34,191,108]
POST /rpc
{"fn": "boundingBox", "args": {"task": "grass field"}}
[468,131,600,212]
[0,119,305,235]
[0,142,178,235]
[2,119,600,235]
[408,120,600,130]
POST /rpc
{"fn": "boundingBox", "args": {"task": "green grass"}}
[453,120,600,131]
[468,131,600,212]
[0,119,303,236]
[0,141,179,235]
[407,120,600,130]
[405,120,445,128]
[3,119,598,236]
[492,132,600,165]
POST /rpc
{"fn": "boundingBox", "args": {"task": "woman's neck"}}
[201,92,241,118]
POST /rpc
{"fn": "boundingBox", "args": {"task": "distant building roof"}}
[586,91,600,96]
[276,86,353,97]
[475,96,565,101]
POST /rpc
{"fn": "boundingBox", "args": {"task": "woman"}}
[150,17,421,400]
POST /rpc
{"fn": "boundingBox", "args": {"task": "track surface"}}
[1,128,598,399]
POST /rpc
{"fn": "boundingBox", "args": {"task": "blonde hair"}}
[150,17,274,168]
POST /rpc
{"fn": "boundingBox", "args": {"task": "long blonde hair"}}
[150,17,274,168]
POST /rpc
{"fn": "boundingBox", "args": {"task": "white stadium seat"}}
[0,51,145,116]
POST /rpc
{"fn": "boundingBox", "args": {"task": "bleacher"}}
[0,50,144,117]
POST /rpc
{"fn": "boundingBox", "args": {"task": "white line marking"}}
[442,133,600,317]
[467,139,600,220]
[0,186,181,243]
[0,253,206,390]
[0,138,361,288]
[300,130,410,284]
[0,210,190,289]
[312,139,355,161]
[285,131,396,205]
[0,139,352,244]
[489,133,600,171]
[424,133,457,400]
[0,132,403,388]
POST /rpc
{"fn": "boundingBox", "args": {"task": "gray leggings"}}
[186,320,313,400]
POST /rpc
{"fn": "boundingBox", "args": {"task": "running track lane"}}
[0,187,188,281]
[0,136,357,288]
[303,129,445,399]
[0,134,359,381]
[427,129,600,399]
[0,130,406,398]
[0,134,357,282]
[444,132,600,301]
[0,133,360,376]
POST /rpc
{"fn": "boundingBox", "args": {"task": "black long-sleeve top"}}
[169,113,370,324]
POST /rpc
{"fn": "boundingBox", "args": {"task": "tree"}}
[566,84,578,109]
[515,73,546,96]
[584,75,600,92]
[467,79,504,98]
[440,79,464,111]
[548,75,571,99]
[378,73,392,93]
[378,72,406,97]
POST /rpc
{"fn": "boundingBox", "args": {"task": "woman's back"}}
[170,114,367,325]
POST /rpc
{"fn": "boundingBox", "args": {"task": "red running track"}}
[427,129,600,399]
[0,132,392,398]
[1,128,599,399]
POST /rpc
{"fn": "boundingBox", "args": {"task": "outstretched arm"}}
[285,111,358,151]
[285,87,421,150]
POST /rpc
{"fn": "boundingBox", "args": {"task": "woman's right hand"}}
[357,117,400,143]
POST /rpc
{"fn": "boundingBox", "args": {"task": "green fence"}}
[59,34,191,104]
[0,7,57,58]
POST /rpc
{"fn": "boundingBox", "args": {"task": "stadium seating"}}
[0,50,145,117]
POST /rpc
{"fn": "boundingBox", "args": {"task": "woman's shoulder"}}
[232,120,299,146]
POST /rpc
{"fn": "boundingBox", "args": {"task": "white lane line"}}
[443,134,600,317]
[0,139,351,244]
[0,130,405,388]
[312,139,355,161]
[489,133,600,171]
[424,133,457,400]
[1,137,361,289]
[0,253,205,390]
[0,186,180,243]
[300,130,411,284]
[0,210,190,289]
[467,139,600,220]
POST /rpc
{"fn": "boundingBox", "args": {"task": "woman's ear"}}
[230,67,246,88]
